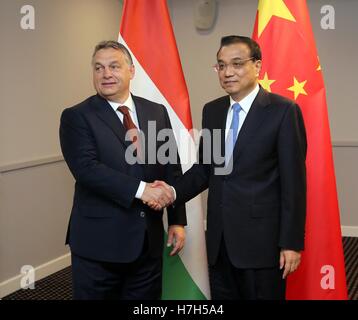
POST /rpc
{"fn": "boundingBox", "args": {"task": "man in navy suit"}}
[152,36,307,300]
[59,41,186,300]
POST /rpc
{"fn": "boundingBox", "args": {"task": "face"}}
[216,43,261,101]
[92,48,134,103]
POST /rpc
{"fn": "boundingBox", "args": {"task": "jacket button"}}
[140,211,146,218]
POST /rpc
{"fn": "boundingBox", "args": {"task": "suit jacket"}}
[174,87,307,268]
[60,94,186,263]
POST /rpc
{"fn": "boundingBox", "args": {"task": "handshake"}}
[141,181,175,211]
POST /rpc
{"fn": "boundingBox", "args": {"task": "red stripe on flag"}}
[120,0,192,130]
[253,0,347,299]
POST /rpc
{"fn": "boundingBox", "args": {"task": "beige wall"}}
[307,0,358,144]
[333,146,358,226]
[0,0,122,287]
[0,161,74,281]
[0,0,122,166]
[0,0,357,290]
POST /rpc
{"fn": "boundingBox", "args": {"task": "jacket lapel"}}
[232,87,271,162]
[93,94,130,149]
[218,97,231,163]
[133,95,150,163]
[133,95,149,144]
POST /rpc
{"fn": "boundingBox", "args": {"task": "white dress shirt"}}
[107,95,146,200]
[225,84,260,140]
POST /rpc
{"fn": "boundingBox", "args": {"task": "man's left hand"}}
[167,225,185,256]
[280,249,301,279]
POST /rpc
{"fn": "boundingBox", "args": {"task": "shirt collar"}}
[229,84,259,114]
[107,94,135,114]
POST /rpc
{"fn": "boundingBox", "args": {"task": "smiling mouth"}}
[102,82,116,86]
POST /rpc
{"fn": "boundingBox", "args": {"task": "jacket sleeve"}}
[278,102,307,251]
[59,107,140,209]
[173,104,210,206]
[161,106,187,226]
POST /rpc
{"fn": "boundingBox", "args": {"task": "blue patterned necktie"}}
[225,103,241,165]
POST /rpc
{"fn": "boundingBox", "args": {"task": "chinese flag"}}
[252,0,348,299]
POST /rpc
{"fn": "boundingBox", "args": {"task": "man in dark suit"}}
[152,36,307,300]
[59,40,186,300]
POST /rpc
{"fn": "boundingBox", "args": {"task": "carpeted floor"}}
[343,237,358,300]
[3,237,358,300]
[3,265,73,300]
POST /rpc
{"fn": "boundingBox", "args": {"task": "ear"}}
[130,64,135,80]
[255,60,262,77]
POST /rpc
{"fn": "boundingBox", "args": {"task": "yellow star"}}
[287,77,308,100]
[317,56,321,71]
[257,0,296,37]
[259,72,276,92]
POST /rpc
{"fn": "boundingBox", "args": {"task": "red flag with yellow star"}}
[252,0,348,299]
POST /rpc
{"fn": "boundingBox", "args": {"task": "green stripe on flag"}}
[161,233,207,300]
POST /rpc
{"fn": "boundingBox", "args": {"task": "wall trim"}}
[0,155,64,173]
[332,141,358,147]
[0,253,71,299]
[341,226,358,237]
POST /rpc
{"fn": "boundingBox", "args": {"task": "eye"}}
[95,65,104,72]
[232,62,243,68]
[110,64,120,70]
[218,64,225,70]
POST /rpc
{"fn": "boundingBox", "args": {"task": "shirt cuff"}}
[135,181,146,199]
[171,186,177,201]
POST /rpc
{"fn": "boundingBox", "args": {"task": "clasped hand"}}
[141,180,174,211]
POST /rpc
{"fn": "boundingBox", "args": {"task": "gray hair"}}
[92,40,133,65]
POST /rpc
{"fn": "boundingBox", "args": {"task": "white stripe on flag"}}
[119,35,210,299]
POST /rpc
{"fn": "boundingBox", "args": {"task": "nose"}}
[103,66,112,78]
[224,64,234,77]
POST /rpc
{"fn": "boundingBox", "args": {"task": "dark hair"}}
[217,35,262,61]
[92,40,133,65]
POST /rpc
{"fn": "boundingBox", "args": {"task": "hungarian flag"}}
[253,0,347,299]
[119,0,210,299]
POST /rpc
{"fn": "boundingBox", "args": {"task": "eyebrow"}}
[94,60,120,66]
[217,57,246,62]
